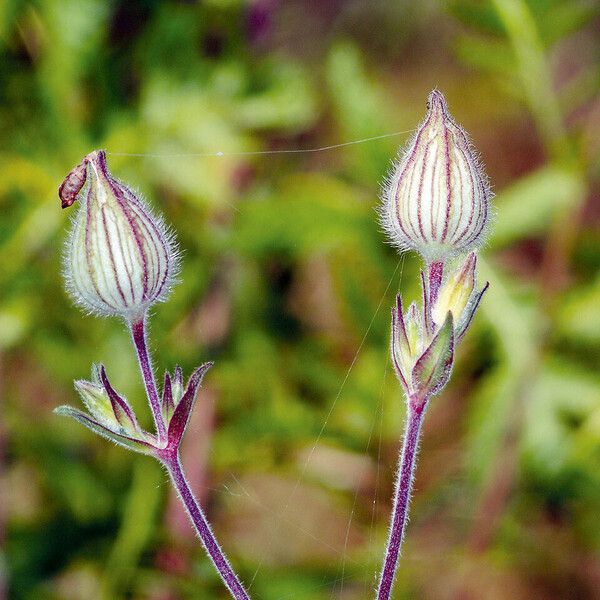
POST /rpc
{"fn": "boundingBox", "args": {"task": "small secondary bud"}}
[391,253,488,401]
[391,296,454,401]
[432,252,476,326]
[431,252,489,341]
[381,90,491,261]
[61,150,178,322]
[55,364,156,454]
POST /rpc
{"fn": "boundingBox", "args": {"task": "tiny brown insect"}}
[59,157,89,209]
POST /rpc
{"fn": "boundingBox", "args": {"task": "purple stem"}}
[377,401,425,600]
[428,260,444,305]
[129,318,248,598]
[162,452,251,600]
[130,318,167,445]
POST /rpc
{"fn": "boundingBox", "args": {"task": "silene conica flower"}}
[56,151,251,600]
[381,89,491,262]
[61,150,178,323]
[376,91,492,600]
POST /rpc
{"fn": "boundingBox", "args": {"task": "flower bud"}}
[431,252,489,341]
[391,294,454,402]
[56,364,156,454]
[432,252,476,327]
[411,311,454,400]
[381,90,491,261]
[61,150,178,322]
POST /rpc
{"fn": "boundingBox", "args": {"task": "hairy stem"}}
[130,318,248,598]
[377,402,424,600]
[428,260,444,305]
[130,317,167,445]
[162,452,251,600]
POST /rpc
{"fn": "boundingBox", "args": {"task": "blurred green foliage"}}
[1,1,600,599]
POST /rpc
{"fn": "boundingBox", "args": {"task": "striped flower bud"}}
[61,150,178,322]
[381,90,491,261]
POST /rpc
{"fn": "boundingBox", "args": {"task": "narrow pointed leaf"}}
[99,365,141,433]
[457,281,489,341]
[421,270,433,335]
[391,305,409,393]
[54,406,156,454]
[405,302,422,354]
[167,362,213,448]
[91,363,101,384]
[174,365,183,388]
[172,365,184,405]
[162,371,174,420]
[412,312,454,398]
[393,294,410,350]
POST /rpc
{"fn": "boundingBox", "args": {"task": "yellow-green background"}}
[1,1,599,598]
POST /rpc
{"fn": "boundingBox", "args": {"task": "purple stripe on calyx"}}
[416,141,432,242]
[84,185,111,310]
[94,151,171,307]
[112,210,137,305]
[101,207,129,307]
[441,121,452,242]
[450,145,466,244]
[428,142,439,242]
[394,110,435,246]
[123,187,170,301]
[103,165,150,300]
